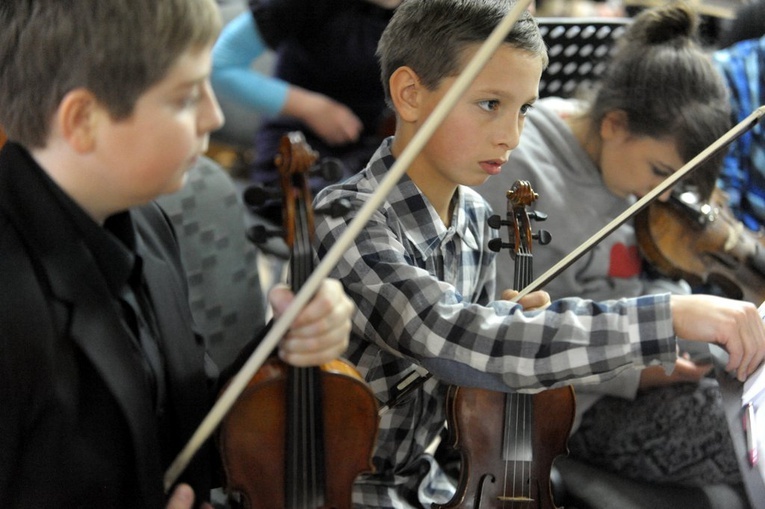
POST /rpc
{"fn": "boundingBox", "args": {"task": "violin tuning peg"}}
[488,238,514,252]
[243,185,281,208]
[488,215,503,229]
[534,229,552,245]
[246,224,284,245]
[315,198,353,218]
[529,210,548,222]
[310,157,346,183]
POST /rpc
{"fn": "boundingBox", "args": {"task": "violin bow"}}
[513,104,765,302]
[164,0,534,490]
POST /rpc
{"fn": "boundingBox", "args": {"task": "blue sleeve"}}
[713,40,759,228]
[211,11,289,116]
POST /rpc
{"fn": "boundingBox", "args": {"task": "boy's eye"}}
[177,87,202,108]
[180,93,201,108]
[520,103,534,116]
[478,99,500,112]
[652,165,673,178]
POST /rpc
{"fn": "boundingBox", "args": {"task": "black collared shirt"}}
[39,171,167,417]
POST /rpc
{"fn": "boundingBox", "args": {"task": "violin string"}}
[519,247,533,503]
[502,391,511,501]
[300,201,321,506]
[287,216,298,506]
[288,191,319,507]
[523,393,530,500]
[509,241,522,503]
[504,223,535,505]
[503,393,518,499]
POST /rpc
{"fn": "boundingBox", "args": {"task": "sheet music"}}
[746,301,765,404]
[740,302,765,483]
[743,361,765,406]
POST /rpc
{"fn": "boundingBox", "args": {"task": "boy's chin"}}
[156,174,188,198]
[468,175,493,188]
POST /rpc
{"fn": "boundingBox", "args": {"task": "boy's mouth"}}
[479,159,505,176]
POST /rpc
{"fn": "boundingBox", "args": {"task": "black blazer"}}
[0,143,215,508]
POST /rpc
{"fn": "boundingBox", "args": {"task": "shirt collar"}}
[366,138,480,258]
[38,170,138,297]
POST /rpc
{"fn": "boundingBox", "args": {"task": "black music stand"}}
[536,17,631,99]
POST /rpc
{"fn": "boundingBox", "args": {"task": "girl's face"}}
[405,44,544,200]
[598,112,684,201]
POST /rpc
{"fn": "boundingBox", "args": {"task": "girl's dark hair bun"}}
[626,3,698,46]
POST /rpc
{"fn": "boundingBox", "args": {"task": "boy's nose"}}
[500,121,522,150]
[200,82,225,135]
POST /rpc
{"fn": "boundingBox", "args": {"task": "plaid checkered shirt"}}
[313,138,678,508]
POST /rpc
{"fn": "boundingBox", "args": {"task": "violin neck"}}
[286,201,327,505]
[514,251,533,290]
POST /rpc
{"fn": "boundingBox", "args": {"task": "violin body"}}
[218,357,378,509]
[437,386,574,509]
[635,187,765,305]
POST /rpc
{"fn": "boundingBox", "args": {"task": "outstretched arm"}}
[211,12,363,146]
[211,12,288,115]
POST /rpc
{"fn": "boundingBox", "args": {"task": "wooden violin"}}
[217,132,379,508]
[436,181,575,509]
[636,185,765,305]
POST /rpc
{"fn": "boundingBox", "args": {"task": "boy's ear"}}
[56,88,101,153]
[600,109,630,142]
[389,66,422,123]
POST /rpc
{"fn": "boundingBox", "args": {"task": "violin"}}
[436,181,575,509]
[216,132,379,508]
[635,185,765,305]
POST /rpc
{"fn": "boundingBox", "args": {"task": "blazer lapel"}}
[0,145,164,502]
[44,227,166,503]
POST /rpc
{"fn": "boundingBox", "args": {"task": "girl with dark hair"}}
[478,2,741,488]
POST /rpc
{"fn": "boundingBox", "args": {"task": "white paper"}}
[740,302,765,482]
[743,362,765,406]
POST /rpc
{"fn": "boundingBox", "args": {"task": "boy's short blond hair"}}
[0,0,221,148]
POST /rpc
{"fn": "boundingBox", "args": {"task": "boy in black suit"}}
[0,1,353,507]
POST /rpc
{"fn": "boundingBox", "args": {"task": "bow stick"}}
[512,104,765,302]
[164,0,533,490]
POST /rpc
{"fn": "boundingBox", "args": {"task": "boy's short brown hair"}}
[0,0,221,148]
[377,0,547,109]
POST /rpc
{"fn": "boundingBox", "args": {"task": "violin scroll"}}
[243,136,352,245]
[487,180,551,258]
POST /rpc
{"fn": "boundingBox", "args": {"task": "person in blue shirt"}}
[713,35,765,233]
[212,0,401,208]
